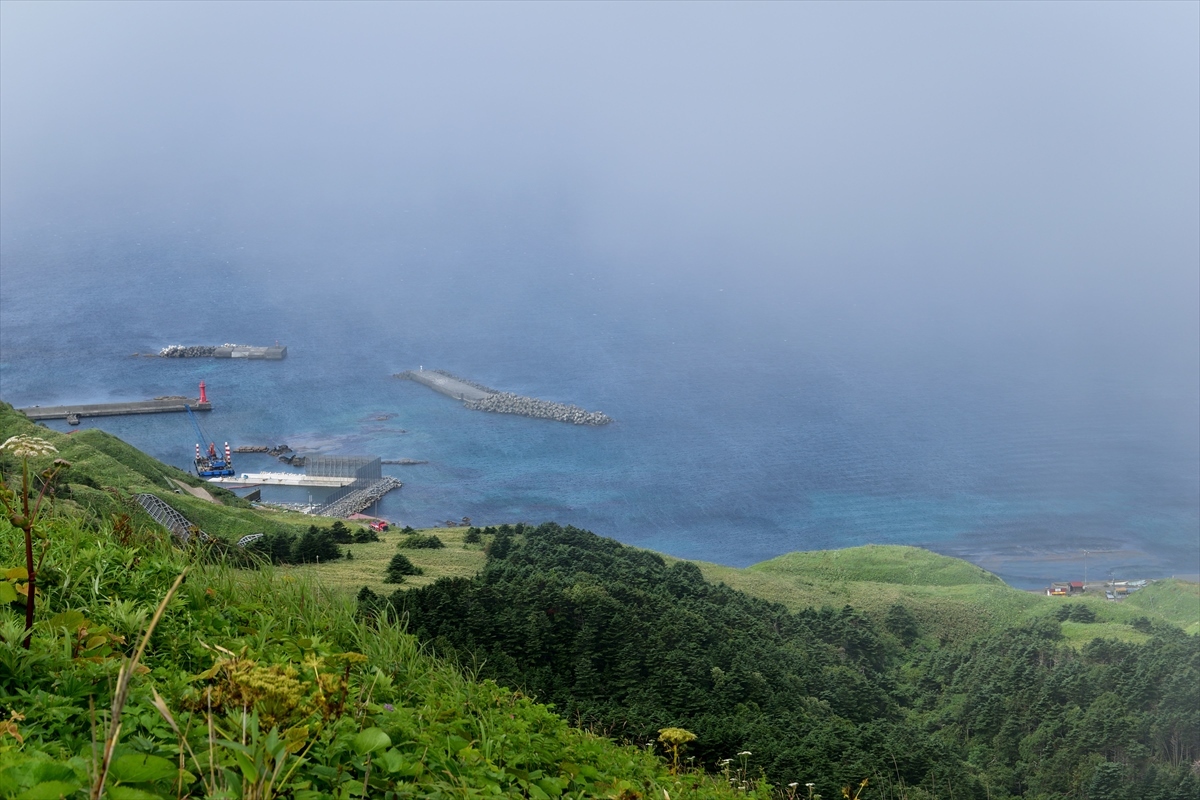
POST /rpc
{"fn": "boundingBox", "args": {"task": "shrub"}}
[384,553,423,583]
[398,533,445,549]
[293,525,342,564]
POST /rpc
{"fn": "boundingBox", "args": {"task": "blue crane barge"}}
[185,381,234,478]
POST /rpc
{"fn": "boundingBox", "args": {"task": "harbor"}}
[223,456,405,518]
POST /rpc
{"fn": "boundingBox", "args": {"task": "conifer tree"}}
[384,553,423,583]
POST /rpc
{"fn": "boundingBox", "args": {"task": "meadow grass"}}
[1059,620,1152,646]
[1121,579,1200,635]
[746,544,1004,586]
[696,546,1197,644]
[281,526,487,594]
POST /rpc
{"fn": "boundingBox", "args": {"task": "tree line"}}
[360,522,1199,800]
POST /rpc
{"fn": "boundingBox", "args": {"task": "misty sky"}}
[2,1,1197,398]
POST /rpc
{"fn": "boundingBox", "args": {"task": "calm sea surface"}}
[2,228,1196,589]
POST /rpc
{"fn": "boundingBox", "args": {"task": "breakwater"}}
[312,476,403,517]
[396,369,612,426]
[158,344,287,359]
[19,397,211,421]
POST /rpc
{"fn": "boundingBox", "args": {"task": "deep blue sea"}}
[1,226,1197,589]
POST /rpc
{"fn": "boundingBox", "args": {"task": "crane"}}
[185,403,233,478]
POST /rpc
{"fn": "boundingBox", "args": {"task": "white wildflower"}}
[0,436,58,458]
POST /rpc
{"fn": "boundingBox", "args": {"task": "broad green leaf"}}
[4,567,27,581]
[375,748,406,774]
[536,777,566,797]
[109,753,176,784]
[28,763,79,784]
[16,781,82,800]
[106,786,166,800]
[48,610,87,632]
[352,727,391,755]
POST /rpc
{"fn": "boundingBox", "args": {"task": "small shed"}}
[1069,581,1084,593]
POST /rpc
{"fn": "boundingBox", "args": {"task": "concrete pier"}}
[400,369,495,402]
[19,398,211,421]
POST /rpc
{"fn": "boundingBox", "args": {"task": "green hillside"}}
[2,404,1196,800]
[0,413,757,800]
[695,544,1199,644]
[1123,578,1200,635]
[393,523,1200,800]
[749,544,1004,585]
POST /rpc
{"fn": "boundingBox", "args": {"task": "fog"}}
[1,2,1197,576]
[7,5,1196,373]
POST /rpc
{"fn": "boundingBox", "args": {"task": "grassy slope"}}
[1122,579,1200,635]
[0,402,331,542]
[1,514,753,799]
[694,544,1198,644]
[749,544,1005,586]
[282,526,488,595]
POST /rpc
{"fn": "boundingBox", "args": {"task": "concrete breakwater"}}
[465,392,612,425]
[159,344,287,359]
[396,369,612,426]
[20,397,211,421]
[313,476,403,518]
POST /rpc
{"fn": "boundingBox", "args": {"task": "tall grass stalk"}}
[91,569,187,800]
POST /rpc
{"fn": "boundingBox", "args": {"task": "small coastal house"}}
[1048,582,1070,596]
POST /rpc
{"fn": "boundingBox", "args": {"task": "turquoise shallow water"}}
[1,228,1196,589]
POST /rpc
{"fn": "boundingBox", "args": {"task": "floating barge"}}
[19,397,210,421]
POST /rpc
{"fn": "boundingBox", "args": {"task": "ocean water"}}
[1,227,1197,589]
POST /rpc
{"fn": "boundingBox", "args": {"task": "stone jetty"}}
[159,344,287,359]
[396,369,612,426]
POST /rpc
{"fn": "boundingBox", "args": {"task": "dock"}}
[19,397,211,421]
[206,472,355,488]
